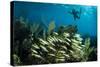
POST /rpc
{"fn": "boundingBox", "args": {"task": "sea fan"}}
[81,38,94,61]
[48,20,55,35]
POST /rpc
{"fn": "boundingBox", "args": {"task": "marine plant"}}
[48,20,55,35]
[12,54,22,65]
[12,17,96,65]
[81,38,94,61]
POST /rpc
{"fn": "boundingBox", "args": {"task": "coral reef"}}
[12,17,96,65]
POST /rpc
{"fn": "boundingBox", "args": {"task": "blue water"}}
[13,1,97,37]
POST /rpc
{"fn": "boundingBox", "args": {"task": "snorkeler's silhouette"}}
[69,8,82,20]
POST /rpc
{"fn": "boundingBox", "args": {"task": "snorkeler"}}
[69,8,82,20]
